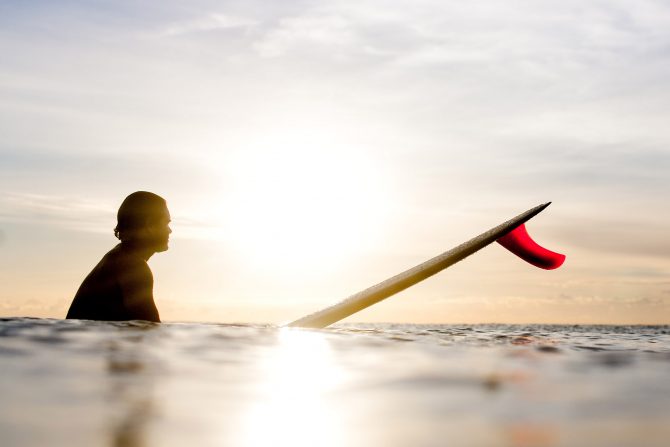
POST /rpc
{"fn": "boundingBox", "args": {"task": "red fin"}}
[496,224,565,270]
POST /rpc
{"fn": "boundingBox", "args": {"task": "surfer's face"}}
[145,206,172,252]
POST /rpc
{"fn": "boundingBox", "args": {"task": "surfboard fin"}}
[496,224,565,270]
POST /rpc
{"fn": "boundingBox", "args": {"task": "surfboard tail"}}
[496,223,565,270]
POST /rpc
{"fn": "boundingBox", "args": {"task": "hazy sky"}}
[1,0,669,323]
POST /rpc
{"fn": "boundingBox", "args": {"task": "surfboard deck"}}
[287,202,551,329]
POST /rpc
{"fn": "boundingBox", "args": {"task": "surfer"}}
[66,191,171,322]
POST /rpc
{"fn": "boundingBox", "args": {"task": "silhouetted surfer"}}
[66,191,171,322]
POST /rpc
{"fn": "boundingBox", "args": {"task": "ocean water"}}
[1,318,669,447]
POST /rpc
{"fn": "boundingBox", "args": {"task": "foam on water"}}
[1,318,669,447]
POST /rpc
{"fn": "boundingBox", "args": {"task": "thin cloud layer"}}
[1,0,668,322]
[157,14,258,37]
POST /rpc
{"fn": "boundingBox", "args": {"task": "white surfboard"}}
[287,202,551,328]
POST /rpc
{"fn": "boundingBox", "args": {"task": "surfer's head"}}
[114,191,171,252]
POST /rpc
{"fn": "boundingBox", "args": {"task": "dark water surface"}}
[1,318,669,447]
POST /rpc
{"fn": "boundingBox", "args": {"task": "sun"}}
[220,133,391,276]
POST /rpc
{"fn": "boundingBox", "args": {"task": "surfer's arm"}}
[117,259,161,323]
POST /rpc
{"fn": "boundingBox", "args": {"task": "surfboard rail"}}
[287,202,552,329]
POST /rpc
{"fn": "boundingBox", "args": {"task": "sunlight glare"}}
[222,134,391,275]
[237,329,349,447]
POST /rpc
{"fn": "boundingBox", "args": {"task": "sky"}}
[1,0,669,324]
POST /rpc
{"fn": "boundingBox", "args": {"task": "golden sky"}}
[1,0,669,324]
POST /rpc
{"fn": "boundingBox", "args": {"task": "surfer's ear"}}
[140,217,160,236]
[122,217,154,242]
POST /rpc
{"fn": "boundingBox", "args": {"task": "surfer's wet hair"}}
[114,191,167,242]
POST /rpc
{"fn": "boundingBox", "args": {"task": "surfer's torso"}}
[66,244,160,322]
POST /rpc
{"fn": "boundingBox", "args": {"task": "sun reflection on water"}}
[236,329,350,447]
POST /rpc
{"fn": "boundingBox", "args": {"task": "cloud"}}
[0,192,114,234]
[253,15,356,58]
[561,222,670,258]
[155,13,258,37]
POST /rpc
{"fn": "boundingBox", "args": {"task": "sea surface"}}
[1,318,669,447]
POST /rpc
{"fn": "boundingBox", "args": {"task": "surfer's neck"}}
[118,241,155,261]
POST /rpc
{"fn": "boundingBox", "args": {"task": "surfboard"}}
[287,202,552,329]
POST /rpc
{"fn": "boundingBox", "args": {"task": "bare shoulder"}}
[106,245,153,284]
